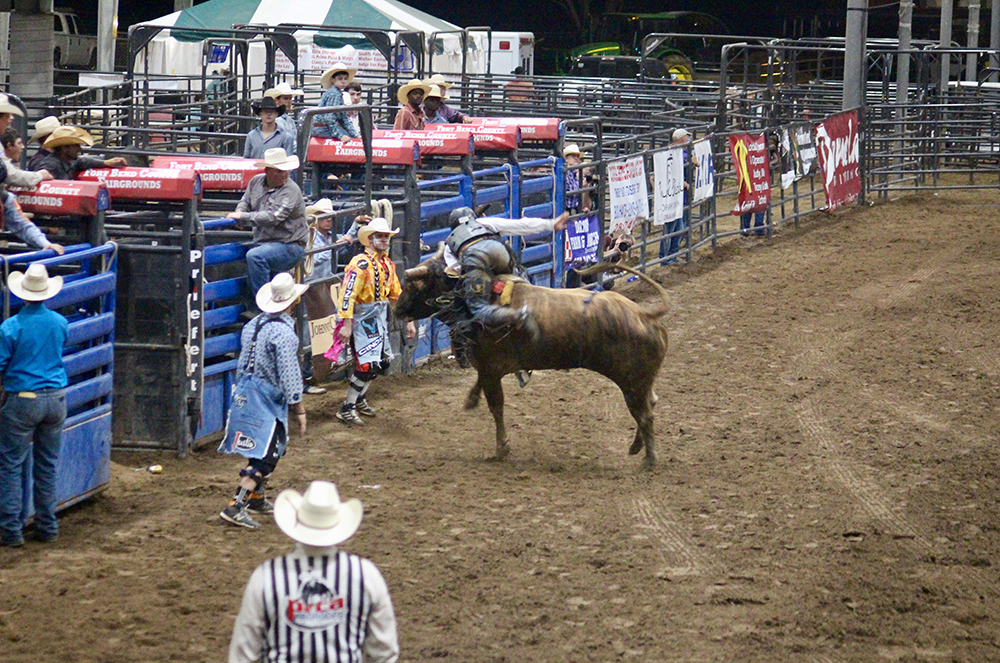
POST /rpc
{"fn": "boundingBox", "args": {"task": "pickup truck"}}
[53,9,97,69]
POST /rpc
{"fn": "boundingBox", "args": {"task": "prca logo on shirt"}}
[286,573,347,630]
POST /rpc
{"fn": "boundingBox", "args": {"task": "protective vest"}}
[445,219,500,256]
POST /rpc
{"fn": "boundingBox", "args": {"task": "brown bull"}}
[395,257,670,467]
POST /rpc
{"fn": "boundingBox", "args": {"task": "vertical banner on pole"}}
[691,138,715,204]
[652,146,685,227]
[814,109,861,211]
[607,156,649,235]
[728,132,771,214]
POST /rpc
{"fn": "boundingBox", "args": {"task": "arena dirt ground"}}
[3,187,1000,663]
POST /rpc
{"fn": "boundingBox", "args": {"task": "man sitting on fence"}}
[0,161,64,255]
[26,116,60,172]
[312,63,359,142]
[1,128,52,188]
[30,126,127,181]
[244,97,296,161]
[227,148,309,311]
[264,82,304,139]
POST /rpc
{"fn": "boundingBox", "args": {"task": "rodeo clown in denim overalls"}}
[218,272,309,529]
[335,217,416,426]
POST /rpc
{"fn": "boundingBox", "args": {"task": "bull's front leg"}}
[480,374,509,461]
[464,376,482,410]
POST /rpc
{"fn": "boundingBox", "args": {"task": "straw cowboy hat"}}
[7,263,63,302]
[43,126,95,149]
[0,93,23,116]
[563,143,582,158]
[424,84,444,99]
[264,82,304,98]
[255,272,309,314]
[29,116,61,144]
[274,481,363,547]
[357,217,398,247]
[255,147,300,171]
[320,62,356,89]
[396,78,430,105]
[424,74,453,96]
[250,97,286,116]
[305,198,334,218]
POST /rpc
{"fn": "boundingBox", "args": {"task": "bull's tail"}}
[577,263,671,319]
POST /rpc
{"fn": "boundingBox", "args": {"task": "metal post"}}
[896,0,913,112]
[843,0,868,111]
[98,0,119,72]
[966,0,981,83]
[992,0,1000,82]
[940,0,954,96]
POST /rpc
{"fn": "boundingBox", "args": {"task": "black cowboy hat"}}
[251,97,286,116]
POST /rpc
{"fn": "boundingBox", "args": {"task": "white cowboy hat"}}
[0,93,23,117]
[255,272,309,313]
[7,263,63,302]
[264,82,304,98]
[357,217,398,247]
[320,63,357,89]
[424,74,453,97]
[396,78,431,105]
[274,481,363,547]
[29,116,61,143]
[563,143,582,158]
[255,147,300,171]
[305,198,334,218]
[424,84,444,99]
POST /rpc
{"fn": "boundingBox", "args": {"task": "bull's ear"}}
[404,265,429,280]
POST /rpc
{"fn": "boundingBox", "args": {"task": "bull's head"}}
[394,243,457,322]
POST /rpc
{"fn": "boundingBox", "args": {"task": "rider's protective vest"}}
[445,219,500,256]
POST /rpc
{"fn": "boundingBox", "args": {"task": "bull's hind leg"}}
[480,375,510,461]
[465,377,482,410]
[624,388,657,468]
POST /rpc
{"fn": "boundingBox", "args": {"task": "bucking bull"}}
[395,250,670,468]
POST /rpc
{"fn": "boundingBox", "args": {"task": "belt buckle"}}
[17,391,37,399]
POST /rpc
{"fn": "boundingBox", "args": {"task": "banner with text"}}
[692,138,715,204]
[607,155,649,235]
[814,110,860,211]
[728,132,771,215]
[564,214,601,263]
[652,146,685,226]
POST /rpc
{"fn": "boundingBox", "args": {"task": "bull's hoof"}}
[464,391,480,410]
[640,455,656,470]
[629,438,644,455]
[487,442,511,462]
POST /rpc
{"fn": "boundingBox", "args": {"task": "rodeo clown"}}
[218,272,309,529]
[336,217,416,425]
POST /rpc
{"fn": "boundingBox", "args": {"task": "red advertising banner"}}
[77,168,202,201]
[728,132,771,214]
[10,180,108,217]
[814,109,861,211]
[424,123,520,151]
[305,137,419,165]
[373,129,474,155]
[467,117,561,141]
[151,156,263,191]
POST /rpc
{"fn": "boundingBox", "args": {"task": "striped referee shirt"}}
[229,545,399,663]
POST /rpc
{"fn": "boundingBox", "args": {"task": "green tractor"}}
[567,11,731,80]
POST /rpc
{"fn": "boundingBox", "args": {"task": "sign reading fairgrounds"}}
[814,109,861,211]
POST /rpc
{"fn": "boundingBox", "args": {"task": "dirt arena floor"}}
[3,187,1000,662]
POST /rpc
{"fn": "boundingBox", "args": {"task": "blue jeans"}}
[660,215,687,263]
[741,212,766,235]
[0,390,66,543]
[246,242,305,302]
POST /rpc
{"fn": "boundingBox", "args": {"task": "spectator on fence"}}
[32,127,127,180]
[563,143,592,214]
[228,480,399,663]
[0,94,22,134]
[344,80,364,135]
[1,128,52,188]
[505,66,534,103]
[304,198,337,284]
[422,85,449,124]
[393,79,430,131]
[424,74,473,124]
[0,264,69,547]
[244,97,296,161]
[661,128,692,262]
[335,217,416,426]
[26,116,61,172]
[312,63,359,142]
[264,82,304,139]
[218,272,308,530]
[228,148,309,308]
[0,161,64,255]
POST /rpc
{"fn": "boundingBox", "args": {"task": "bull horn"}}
[404,265,429,280]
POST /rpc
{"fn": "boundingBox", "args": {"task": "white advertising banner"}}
[652,147,685,226]
[607,156,649,235]
[692,138,715,203]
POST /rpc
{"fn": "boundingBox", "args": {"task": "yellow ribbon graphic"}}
[734,139,752,196]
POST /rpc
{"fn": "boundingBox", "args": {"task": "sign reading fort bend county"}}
[728,132,771,215]
[77,168,202,201]
[466,117,561,142]
[151,156,263,191]
[306,138,419,165]
[424,123,521,151]
[10,180,108,216]
[814,109,861,211]
[373,129,474,156]
[607,155,649,235]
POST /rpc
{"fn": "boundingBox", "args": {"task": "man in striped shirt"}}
[229,480,399,663]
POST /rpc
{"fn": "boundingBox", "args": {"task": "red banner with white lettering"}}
[424,123,520,151]
[77,168,202,201]
[305,138,419,165]
[814,109,861,211]
[466,117,561,141]
[373,129,474,156]
[728,132,771,214]
[10,180,108,217]
[151,156,263,191]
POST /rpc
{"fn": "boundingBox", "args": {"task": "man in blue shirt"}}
[244,97,296,161]
[0,263,69,547]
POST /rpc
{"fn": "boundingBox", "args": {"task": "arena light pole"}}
[966,0,981,83]
[896,0,913,112]
[843,0,868,110]
[939,0,954,95]
[97,0,119,72]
